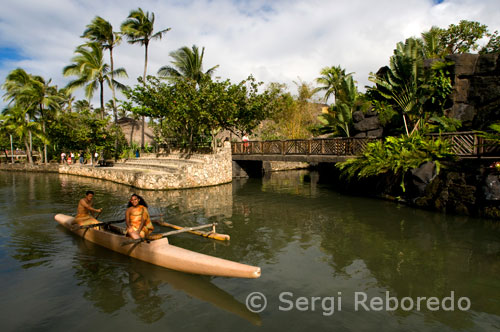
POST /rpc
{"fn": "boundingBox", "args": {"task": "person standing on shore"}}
[61,152,66,164]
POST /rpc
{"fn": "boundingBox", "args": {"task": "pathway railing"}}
[232,132,500,158]
[232,137,380,156]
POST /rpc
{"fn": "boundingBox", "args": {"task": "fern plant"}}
[336,133,455,191]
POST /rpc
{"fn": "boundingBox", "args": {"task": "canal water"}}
[0,170,499,331]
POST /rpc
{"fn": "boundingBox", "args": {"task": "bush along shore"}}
[315,160,500,221]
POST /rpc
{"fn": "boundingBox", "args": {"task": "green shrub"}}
[336,133,455,191]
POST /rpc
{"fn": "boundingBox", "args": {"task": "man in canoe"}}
[74,191,102,226]
[126,194,154,239]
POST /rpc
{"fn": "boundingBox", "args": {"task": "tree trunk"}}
[110,48,119,161]
[100,80,105,120]
[24,138,33,164]
[141,42,149,149]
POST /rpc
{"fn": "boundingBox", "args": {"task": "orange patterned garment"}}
[129,205,154,237]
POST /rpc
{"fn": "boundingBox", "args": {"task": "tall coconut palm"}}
[158,45,219,85]
[82,16,124,159]
[63,42,128,119]
[315,65,354,104]
[121,8,170,147]
[82,16,122,123]
[29,75,62,163]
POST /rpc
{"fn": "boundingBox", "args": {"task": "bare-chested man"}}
[74,191,102,226]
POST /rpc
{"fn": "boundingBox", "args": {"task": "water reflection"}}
[70,231,261,325]
[2,171,500,331]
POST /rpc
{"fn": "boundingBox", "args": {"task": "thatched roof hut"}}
[117,117,155,146]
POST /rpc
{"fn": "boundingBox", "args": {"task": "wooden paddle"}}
[152,219,230,241]
[76,213,163,230]
[121,223,217,246]
[76,218,124,229]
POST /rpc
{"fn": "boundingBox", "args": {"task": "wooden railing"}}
[427,131,500,157]
[232,137,380,156]
[232,132,500,158]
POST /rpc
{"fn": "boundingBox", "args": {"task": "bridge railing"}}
[232,132,500,158]
[232,137,381,156]
[427,131,500,157]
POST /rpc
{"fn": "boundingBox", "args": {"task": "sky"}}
[1,0,500,109]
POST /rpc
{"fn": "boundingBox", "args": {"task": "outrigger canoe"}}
[54,214,261,279]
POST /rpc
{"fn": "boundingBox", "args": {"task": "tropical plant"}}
[314,65,353,103]
[82,16,122,128]
[121,8,170,148]
[1,106,48,164]
[367,38,426,136]
[158,45,219,85]
[317,75,368,137]
[337,133,455,191]
[63,42,128,119]
[2,68,62,163]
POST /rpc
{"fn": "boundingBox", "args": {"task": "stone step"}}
[113,162,181,173]
[124,158,204,165]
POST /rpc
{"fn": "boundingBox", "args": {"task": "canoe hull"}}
[55,214,260,279]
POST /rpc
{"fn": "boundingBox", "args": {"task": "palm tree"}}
[315,65,353,104]
[82,16,122,123]
[29,75,62,163]
[318,76,364,137]
[82,17,124,160]
[121,8,170,147]
[2,68,59,163]
[1,106,47,164]
[63,42,128,119]
[158,45,219,85]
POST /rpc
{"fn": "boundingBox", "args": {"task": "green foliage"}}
[257,81,320,140]
[336,134,455,191]
[477,122,500,145]
[124,75,274,148]
[158,45,219,85]
[47,111,123,158]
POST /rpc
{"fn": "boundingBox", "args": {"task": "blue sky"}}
[1,0,500,108]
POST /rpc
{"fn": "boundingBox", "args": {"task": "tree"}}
[440,20,488,54]
[29,75,62,163]
[124,75,275,149]
[63,42,128,119]
[82,16,122,127]
[315,65,353,104]
[2,68,61,163]
[158,45,219,85]
[82,17,124,160]
[1,106,47,164]
[121,8,170,148]
[318,76,367,137]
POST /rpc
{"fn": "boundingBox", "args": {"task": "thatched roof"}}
[117,117,155,146]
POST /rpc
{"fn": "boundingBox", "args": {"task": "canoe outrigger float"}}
[54,214,261,279]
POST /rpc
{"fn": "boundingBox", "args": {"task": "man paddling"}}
[74,191,102,226]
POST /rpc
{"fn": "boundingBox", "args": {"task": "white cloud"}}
[1,0,500,108]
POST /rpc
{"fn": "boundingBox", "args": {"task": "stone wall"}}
[445,53,500,130]
[315,160,500,220]
[1,143,233,190]
[262,161,309,172]
[352,108,384,137]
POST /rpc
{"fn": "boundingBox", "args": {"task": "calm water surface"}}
[0,170,499,331]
